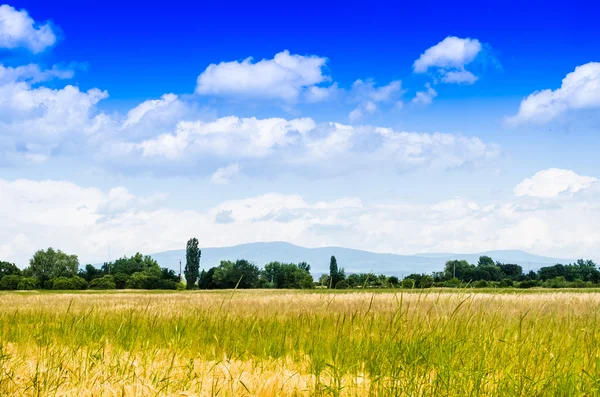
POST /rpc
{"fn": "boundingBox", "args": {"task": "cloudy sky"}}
[1,0,599,266]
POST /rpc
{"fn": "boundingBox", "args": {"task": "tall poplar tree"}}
[184,238,201,289]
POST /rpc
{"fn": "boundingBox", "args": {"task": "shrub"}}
[444,278,461,288]
[156,279,178,290]
[402,278,415,288]
[570,280,592,288]
[89,275,116,290]
[52,276,87,290]
[500,278,514,288]
[17,277,38,290]
[474,280,489,288]
[335,280,349,289]
[300,274,316,289]
[126,272,147,289]
[542,276,567,289]
[518,280,541,289]
[420,275,434,288]
[0,275,21,290]
[142,276,161,289]
[113,273,129,289]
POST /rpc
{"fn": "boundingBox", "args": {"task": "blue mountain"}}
[150,242,572,276]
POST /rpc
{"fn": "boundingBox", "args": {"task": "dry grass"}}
[1,290,600,396]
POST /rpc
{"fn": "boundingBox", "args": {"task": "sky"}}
[1,0,600,267]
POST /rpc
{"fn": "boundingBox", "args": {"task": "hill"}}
[150,242,572,277]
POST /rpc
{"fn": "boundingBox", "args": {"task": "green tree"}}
[29,248,79,287]
[477,256,495,267]
[184,238,201,289]
[0,275,21,290]
[402,278,415,288]
[212,260,260,289]
[79,264,104,282]
[89,275,117,290]
[329,256,345,288]
[0,261,21,278]
[198,268,216,289]
[17,277,38,290]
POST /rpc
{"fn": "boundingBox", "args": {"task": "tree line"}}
[402,256,600,289]
[0,238,598,290]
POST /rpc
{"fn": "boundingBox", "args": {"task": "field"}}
[1,290,599,396]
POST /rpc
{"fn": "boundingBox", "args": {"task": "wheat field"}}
[0,290,599,396]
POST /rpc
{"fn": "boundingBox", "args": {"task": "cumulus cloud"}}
[514,168,598,198]
[507,62,600,125]
[123,93,179,128]
[211,163,241,184]
[0,79,108,162]
[413,36,482,85]
[123,115,499,173]
[135,116,316,159]
[2,176,600,268]
[412,83,438,105]
[0,5,57,53]
[348,79,404,120]
[0,64,74,84]
[195,50,333,102]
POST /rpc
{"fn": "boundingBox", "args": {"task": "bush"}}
[300,274,315,289]
[0,275,21,290]
[570,280,592,288]
[444,278,461,288]
[17,277,38,290]
[89,275,116,290]
[499,278,514,288]
[335,280,349,289]
[420,275,434,288]
[52,276,87,290]
[474,280,489,288]
[518,280,541,289]
[156,279,178,290]
[402,278,415,289]
[126,272,147,289]
[113,273,129,289]
[542,276,567,289]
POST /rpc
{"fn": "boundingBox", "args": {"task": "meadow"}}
[1,289,599,396]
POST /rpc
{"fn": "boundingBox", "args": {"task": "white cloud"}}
[507,62,600,125]
[352,79,403,102]
[2,176,600,268]
[123,93,179,128]
[414,36,482,73]
[0,80,108,161]
[514,168,598,198]
[442,70,478,84]
[0,64,73,85]
[136,116,316,159]
[412,83,438,105]
[413,36,482,85]
[127,116,499,173]
[211,163,241,184]
[0,5,57,53]
[305,83,339,103]
[348,108,362,122]
[348,79,404,121]
[195,50,332,102]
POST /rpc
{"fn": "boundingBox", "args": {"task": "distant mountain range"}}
[150,242,572,276]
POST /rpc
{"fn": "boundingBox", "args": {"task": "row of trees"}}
[402,256,600,289]
[0,249,182,290]
[1,239,599,290]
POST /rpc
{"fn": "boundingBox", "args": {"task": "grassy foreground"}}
[1,290,599,396]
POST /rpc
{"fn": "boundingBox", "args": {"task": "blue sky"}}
[1,1,599,266]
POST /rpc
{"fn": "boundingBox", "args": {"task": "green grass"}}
[1,290,600,395]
